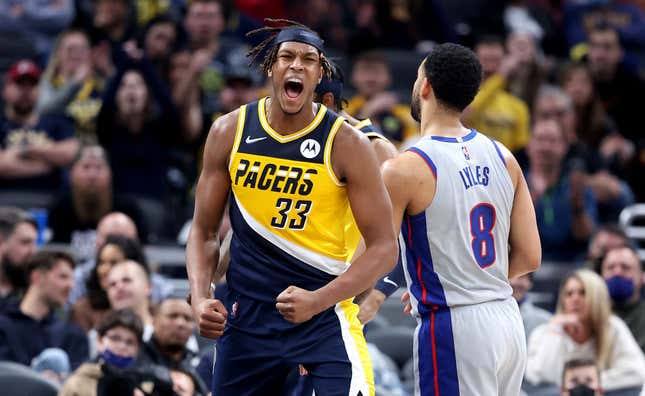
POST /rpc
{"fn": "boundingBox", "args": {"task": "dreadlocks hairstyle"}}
[245,19,333,79]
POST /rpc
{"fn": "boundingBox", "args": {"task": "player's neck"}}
[266,98,318,136]
[420,108,469,138]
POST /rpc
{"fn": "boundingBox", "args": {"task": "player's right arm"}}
[186,111,238,339]
[501,145,542,278]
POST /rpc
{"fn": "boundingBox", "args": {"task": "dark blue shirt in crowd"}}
[529,172,599,263]
[0,305,89,370]
[0,114,74,191]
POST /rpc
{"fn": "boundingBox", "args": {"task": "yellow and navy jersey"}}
[354,118,388,142]
[227,97,351,304]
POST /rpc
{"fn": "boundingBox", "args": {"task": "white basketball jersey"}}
[401,130,515,313]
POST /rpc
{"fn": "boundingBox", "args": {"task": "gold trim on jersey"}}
[354,118,372,131]
[228,105,247,172]
[325,116,346,187]
[258,97,327,143]
[336,299,375,395]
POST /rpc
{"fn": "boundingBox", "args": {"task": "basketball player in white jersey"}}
[381,43,542,395]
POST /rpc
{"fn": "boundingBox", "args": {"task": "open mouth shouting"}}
[284,78,304,101]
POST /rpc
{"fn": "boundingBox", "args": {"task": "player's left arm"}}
[497,142,541,278]
[277,124,398,323]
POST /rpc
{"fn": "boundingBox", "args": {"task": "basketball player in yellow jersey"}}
[186,19,398,396]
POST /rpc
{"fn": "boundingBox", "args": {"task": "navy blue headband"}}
[274,28,325,54]
[315,76,342,99]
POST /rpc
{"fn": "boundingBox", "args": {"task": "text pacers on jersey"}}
[234,159,317,195]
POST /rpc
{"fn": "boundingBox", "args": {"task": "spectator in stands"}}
[167,48,209,144]
[526,269,645,392]
[214,63,260,117]
[59,308,142,396]
[48,145,145,259]
[183,0,248,116]
[0,250,88,371]
[586,24,644,147]
[92,0,136,49]
[37,30,104,144]
[106,260,153,339]
[0,207,37,309]
[140,14,182,77]
[505,30,546,110]
[134,0,184,28]
[587,224,630,268]
[139,298,197,370]
[0,0,74,62]
[561,358,603,396]
[71,235,146,332]
[346,51,417,145]
[510,273,551,341]
[170,367,206,396]
[586,24,645,202]
[69,212,171,308]
[464,35,530,152]
[0,59,79,193]
[526,119,598,262]
[533,85,634,224]
[560,62,615,154]
[565,1,645,69]
[96,51,181,203]
[598,246,645,354]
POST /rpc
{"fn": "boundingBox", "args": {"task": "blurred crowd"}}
[0,0,644,395]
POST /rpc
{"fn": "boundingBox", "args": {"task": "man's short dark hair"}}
[562,358,599,385]
[423,43,482,112]
[96,308,144,342]
[25,249,75,277]
[474,35,505,49]
[588,22,621,42]
[0,207,36,240]
[354,50,388,68]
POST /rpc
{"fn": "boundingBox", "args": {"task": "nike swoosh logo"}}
[246,136,267,144]
[383,276,398,287]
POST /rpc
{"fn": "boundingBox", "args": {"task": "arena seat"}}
[378,289,417,329]
[0,361,59,396]
[619,204,645,261]
[366,326,415,369]
[0,191,55,210]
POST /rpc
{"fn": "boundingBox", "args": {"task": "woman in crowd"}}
[526,269,645,391]
[37,30,104,143]
[96,49,181,202]
[70,235,147,333]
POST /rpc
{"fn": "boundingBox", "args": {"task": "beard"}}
[410,89,421,123]
[2,255,28,290]
[12,101,35,117]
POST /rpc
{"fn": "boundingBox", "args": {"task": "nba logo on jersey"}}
[461,145,471,160]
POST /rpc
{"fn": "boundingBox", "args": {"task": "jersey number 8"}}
[469,203,496,268]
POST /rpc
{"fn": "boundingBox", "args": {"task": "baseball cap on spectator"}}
[6,59,41,84]
[223,64,254,85]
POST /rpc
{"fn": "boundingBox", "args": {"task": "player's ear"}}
[267,69,273,78]
[321,92,335,108]
[421,77,432,99]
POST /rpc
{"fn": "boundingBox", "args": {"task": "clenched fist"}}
[276,286,322,323]
[192,298,228,339]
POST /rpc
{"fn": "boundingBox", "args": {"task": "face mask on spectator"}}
[100,348,135,369]
[568,384,596,396]
[606,276,634,304]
